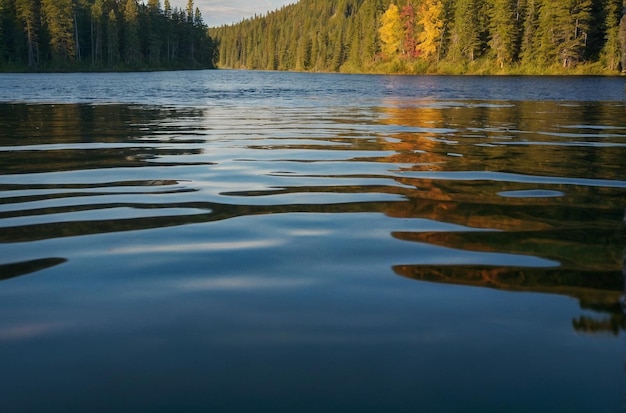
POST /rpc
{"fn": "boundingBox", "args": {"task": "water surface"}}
[0,71,625,412]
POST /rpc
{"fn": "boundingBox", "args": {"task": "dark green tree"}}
[106,8,119,67]
[14,0,39,67]
[123,0,140,66]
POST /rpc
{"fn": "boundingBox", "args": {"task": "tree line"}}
[210,0,626,74]
[0,0,216,71]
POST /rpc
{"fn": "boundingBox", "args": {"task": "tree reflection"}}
[381,101,626,334]
[1,100,625,336]
[0,104,208,174]
[0,258,67,281]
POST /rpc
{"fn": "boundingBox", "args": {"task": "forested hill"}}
[0,0,215,72]
[210,0,626,75]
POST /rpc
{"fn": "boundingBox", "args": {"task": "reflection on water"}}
[0,257,67,281]
[0,74,625,412]
[1,101,624,322]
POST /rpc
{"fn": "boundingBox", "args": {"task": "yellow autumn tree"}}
[379,3,402,58]
[417,0,444,60]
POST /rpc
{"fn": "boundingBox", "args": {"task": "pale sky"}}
[170,0,297,27]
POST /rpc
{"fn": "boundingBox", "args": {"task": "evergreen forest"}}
[0,0,215,71]
[211,0,626,75]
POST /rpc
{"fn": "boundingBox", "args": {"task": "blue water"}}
[0,70,625,412]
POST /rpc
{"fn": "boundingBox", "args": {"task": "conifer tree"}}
[164,0,171,19]
[186,0,194,24]
[15,0,39,67]
[91,0,104,65]
[488,0,519,67]
[600,0,623,71]
[41,0,75,62]
[448,0,483,62]
[620,8,626,71]
[123,0,140,66]
[148,0,161,11]
[519,0,539,64]
[535,0,592,67]
[106,9,119,67]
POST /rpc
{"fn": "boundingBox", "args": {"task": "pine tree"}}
[600,0,623,71]
[91,0,105,65]
[15,0,39,67]
[146,0,162,65]
[519,0,539,64]
[489,0,519,68]
[123,0,140,66]
[148,0,161,11]
[186,0,194,24]
[41,0,75,62]
[535,0,593,68]
[107,9,119,68]
[448,0,483,62]
[164,0,171,19]
[620,9,626,71]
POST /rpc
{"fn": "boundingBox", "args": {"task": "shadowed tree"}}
[107,9,119,67]
[123,0,140,65]
[15,0,39,67]
[91,0,104,65]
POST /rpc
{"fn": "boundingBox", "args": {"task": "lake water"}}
[1,70,625,412]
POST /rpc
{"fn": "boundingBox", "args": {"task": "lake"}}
[1,70,625,412]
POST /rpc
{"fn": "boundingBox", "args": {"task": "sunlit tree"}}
[600,0,623,71]
[379,3,402,58]
[619,6,626,72]
[519,0,539,64]
[417,0,445,60]
[41,0,75,62]
[535,0,593,67]
[448,0,483,62]
[400,3,418,58]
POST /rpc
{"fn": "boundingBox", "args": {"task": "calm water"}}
[1,70,625,412]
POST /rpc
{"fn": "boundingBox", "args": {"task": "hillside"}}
[210,0,626,75]
[0,0,215,72]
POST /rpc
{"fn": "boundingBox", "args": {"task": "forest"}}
[0,0,216,71]
[211,0,626,74]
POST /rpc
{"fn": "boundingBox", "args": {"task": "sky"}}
[170,0,297,27]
